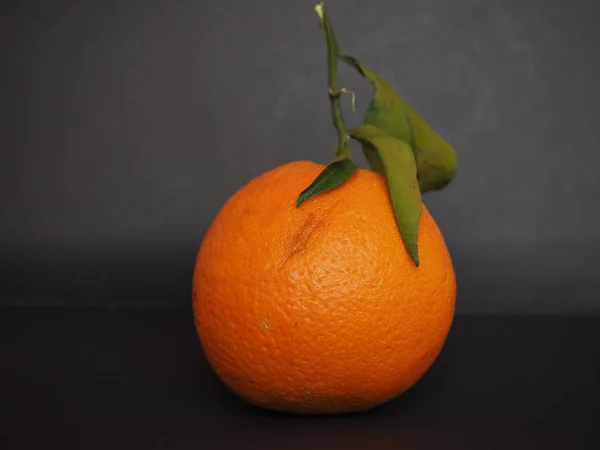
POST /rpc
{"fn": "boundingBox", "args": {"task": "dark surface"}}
[1,307,598,449]
[2,0,600,312]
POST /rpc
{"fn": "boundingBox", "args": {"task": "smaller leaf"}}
[351,124,422,266]
[296,156,357,207]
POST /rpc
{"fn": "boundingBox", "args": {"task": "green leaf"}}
[350,124,422,266]
[296,156,358,207]
[341,55,458,193]
[340,55,415,151]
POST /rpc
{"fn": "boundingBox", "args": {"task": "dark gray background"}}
[1,0,599,313]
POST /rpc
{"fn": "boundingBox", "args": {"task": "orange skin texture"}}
[193,161,456,414]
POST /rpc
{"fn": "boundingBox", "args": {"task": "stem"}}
[315,3,350,157]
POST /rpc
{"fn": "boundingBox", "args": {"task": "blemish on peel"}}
[261,319,271,330]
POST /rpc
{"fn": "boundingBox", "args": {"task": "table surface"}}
[1,307,599,449]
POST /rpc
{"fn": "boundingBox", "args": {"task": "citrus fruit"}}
[191,2,459,415]
[192,161,456,414]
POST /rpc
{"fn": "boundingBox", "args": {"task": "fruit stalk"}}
[315,3,350,158]
[295,4,359,208]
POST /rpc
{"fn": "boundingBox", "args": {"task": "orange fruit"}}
[192,160,456,414]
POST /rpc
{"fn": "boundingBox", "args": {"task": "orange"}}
[192,160,456,414]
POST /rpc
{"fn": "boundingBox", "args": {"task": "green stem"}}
[315,3,350,157]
